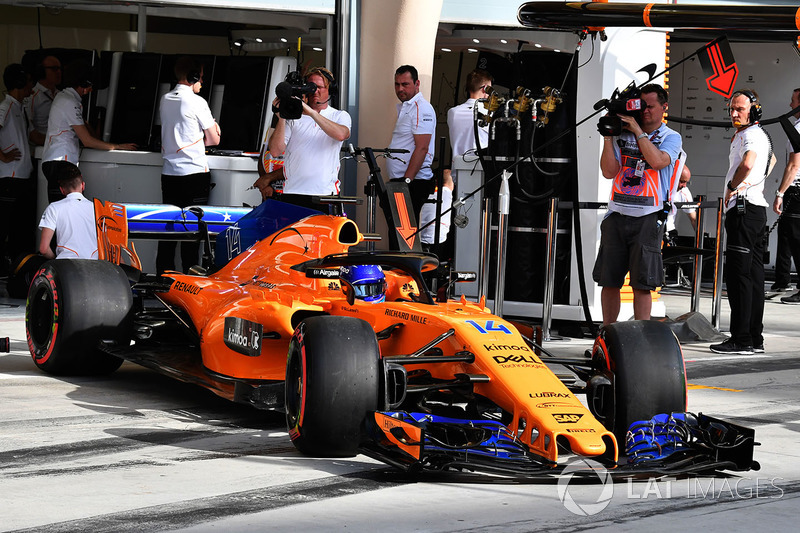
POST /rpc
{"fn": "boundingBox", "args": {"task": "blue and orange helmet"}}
[339,264,386,303]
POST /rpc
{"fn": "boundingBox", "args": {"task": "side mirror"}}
[340,279,356,306]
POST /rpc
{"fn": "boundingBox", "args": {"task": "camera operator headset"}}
[263,67,351,212]
[725,89,775,214]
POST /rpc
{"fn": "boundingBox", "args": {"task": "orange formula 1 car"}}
[25,199,757,477]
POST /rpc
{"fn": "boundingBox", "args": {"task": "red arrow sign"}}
[700,40,738,98]
[393,192,417,249]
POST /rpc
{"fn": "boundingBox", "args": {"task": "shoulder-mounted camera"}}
[274,70,318,120]
[596,82,644,137]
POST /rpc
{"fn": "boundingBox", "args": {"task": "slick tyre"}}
[26,260,132,375]
[595,320,687,445]
[286,316,380,457]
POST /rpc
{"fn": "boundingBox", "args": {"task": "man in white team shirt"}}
[38,163,97,260]
[266,67,351,212]
[1,64,35,271]
[665,165,698,237]
[710,89,775,355]
[157,56,220,274]
[387,65,437,221]
[448,68,492,161]
[26,55,61,147]
[42,59,137,203]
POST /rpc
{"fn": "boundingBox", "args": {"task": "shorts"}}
[593,211,664,291]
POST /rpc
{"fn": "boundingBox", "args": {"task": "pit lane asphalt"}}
[1,287,798,532]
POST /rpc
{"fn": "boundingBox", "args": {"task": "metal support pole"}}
[711,198,726,328]
[478,196,492,302]
[690,195,705,312]
[493,171,511,316]
[542,197,559,341]
[137,5,147,53]
[365,180,376,252]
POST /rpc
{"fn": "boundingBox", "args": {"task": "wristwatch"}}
[727,180,736,192]
[402,177,412,184]
[636,132,648,141]
[776,190,785,198]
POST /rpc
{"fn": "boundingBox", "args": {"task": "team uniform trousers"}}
[0,177,35,265]
[157,172,211,274]
[724,205,766,347]
[773,187,800,288]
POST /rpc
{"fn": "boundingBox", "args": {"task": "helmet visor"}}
[353,280,386,299]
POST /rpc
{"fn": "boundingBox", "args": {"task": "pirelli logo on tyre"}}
[224,317,263,357]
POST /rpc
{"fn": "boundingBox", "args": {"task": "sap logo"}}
[552,413,583,424]
[529,392,570,399]
[493,354,539,365]
[466,320,512,335]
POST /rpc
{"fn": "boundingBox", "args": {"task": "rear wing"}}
[93,199,251,271]
[94,199,142,270]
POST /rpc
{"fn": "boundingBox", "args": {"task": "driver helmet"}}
[340,264,386,303]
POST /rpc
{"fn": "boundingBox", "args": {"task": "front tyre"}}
[593,320,687,445]
[286,316,380,457]
[26,260,132,375]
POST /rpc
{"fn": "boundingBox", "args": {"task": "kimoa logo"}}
[484,344,530,351]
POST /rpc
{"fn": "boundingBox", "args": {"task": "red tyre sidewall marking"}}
[25,269,59,364]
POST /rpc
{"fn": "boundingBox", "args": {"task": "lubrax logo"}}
[223,317,263,357]
[529,392,570,399]
[484,344,529,352]
[493,354,540,365]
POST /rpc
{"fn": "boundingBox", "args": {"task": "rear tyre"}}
[286,316,380,457]
[594,320,687,446]
[26,260,132,375]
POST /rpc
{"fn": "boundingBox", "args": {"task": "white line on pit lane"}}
[684,354,771,362]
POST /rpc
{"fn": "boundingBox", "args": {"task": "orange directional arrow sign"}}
[698,37,738,98]
[393,192,417,249]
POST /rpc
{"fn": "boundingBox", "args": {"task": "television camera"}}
[595,82,644,136]
[274,70,318,120]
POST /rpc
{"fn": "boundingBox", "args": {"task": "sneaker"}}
[710,339,754,355]
[770,283,790,292]
[780,292,800,305]
[753,344,765,354]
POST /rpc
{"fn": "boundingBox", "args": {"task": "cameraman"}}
[263,67,351,211]
[594,83,683,325]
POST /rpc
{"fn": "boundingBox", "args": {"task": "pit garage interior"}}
[1,0,799,330]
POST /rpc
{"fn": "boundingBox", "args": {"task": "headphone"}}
[733,89,762,123]
[306,67,337,96]
[187,69,201,84]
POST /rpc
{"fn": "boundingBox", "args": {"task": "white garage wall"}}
[669,40,799,266]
